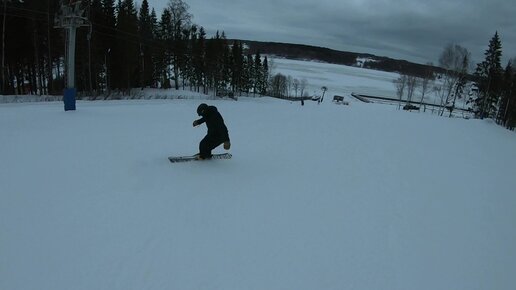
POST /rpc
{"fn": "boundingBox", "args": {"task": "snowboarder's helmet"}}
[197,103,208,116]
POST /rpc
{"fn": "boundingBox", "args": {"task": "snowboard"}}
[168,153,232,163]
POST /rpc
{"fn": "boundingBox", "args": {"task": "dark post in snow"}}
[54,0,89,111]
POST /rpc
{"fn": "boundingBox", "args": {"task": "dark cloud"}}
[144,0,516,65]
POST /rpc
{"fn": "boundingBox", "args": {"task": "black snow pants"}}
[199,135,225,158]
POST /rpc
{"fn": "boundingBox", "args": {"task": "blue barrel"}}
[64,88,76,111]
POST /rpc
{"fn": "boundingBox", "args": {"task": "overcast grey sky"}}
[143,0,516,65]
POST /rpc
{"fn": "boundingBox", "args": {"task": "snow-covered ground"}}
[270,57,471,111]
[270,57,400,99]
[1,60,516,290]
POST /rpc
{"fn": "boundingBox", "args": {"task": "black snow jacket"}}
[195,106,230,141]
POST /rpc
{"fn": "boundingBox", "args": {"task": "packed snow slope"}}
[1,97,516,290]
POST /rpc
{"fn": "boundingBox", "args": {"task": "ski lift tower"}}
[54,0,89,111]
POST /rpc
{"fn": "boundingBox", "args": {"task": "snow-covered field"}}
[271,57,471,111]
[271,57,400,98]
[1,60,516,290]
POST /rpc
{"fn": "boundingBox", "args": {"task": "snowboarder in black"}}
[193,103,231,160]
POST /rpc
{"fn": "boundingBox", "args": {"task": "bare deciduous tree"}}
[293,78,299,98]
[286,75,292,98]
[167,0,192,90]
[418,62,434,111]
[406,75,418,105]
[269,73,287,97]
[394,75,407,109]
[437,44,471,116]
[299,78,307,98]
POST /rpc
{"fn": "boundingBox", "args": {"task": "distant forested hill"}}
[239,40,446,78]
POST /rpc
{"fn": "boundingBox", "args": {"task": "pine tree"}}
[205,31,225,95]
[496,61,513,125]
[261,56,269,95]
[1,0,59,95]
[253,52,262,96]
[0,0,254,99]
[504,66,516,130]
[243,54,253,94]
[29,0,50,95]
[178,28,191,90]
[474,32,503,119]
[181,26,195,90]
[192,26,205,93]
[149,8,158,87]
[220,32,231,94]
[230,41,244,94]
[167,0,192,90]
[156,8,172,88]
[100,0,117,93]
[138,0,154,88]
[112,0,139,92]
[83,0,108,96]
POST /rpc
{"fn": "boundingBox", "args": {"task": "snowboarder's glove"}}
[223,141,231,150]
[193,120,199,127]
